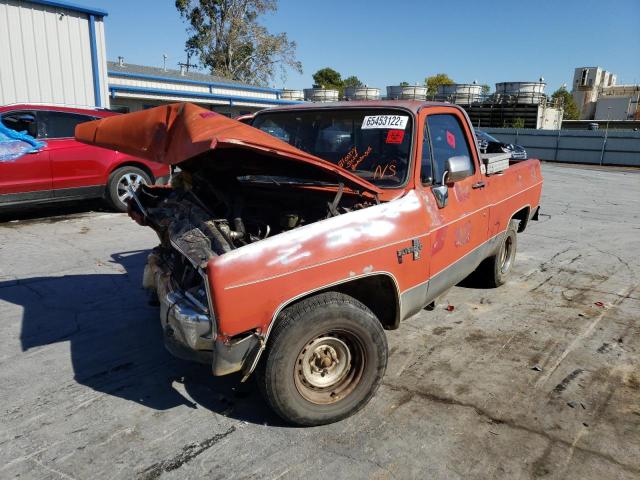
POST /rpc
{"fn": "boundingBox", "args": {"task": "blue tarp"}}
[0,121,46,162]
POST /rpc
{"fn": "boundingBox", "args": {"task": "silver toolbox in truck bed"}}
[481,153,510,175]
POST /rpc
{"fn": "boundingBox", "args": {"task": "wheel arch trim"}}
[241,271,401,381]
[509,204,531,233]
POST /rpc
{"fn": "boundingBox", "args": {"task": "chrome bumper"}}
[143,251,260,376]
[144,252,214,364]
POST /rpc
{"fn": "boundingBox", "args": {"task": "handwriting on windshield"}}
[374,160,397,179]
[338,146,372,171]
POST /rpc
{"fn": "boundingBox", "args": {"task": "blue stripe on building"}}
[108,85,301,106]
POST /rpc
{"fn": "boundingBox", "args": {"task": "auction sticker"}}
[361,115,408,129]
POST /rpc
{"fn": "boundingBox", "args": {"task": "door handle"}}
[472,181,486,189]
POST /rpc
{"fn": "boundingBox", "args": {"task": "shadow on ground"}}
[0,249,282,426]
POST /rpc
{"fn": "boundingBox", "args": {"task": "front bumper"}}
[144,251,260,376]
[144,251,214,364]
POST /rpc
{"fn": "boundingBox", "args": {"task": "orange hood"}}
[75,102,382,195]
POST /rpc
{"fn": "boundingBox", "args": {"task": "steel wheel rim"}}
[500,235,514,273]
[294,330,365,405]
[117,173,146,203]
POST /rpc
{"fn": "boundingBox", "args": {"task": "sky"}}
[80,0,640,93]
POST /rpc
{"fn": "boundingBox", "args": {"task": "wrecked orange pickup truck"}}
[76,101,542,426]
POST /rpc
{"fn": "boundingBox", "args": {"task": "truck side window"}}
[426,114,474,183]
[420,124,433,184]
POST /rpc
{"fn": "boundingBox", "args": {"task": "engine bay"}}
[130,164,376,304]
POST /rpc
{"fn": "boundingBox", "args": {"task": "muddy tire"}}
[256,292,388,426]
[106,166,151,212]
[478,220,518,287]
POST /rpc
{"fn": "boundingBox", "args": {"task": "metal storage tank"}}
[436,83,482,104]
[386,85,427,100]
[304,87,340,102]
[0,0,110,107]
[495,78,546,104]
[280,89,304,101]
[344,86,380,100]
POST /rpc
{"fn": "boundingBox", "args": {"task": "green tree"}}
[343,75,363,88]
[399,81,410,87]
[175,0,302,86]
[425,73,455,96]
[512,117,526,128]
[551,86,580,120]
[480,84,491,96]
[312,67,342,90]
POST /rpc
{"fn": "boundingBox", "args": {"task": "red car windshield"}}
[252,109,413,188]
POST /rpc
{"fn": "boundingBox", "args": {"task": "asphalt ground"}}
[1,163,638,479]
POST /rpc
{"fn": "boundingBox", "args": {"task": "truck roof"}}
[261,100,459,115]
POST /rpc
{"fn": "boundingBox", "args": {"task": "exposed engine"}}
[131,168,374,308]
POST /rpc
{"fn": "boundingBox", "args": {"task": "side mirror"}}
[431,156,473,209]
[443,156,472,184]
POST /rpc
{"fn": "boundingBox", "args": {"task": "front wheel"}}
[256,292,388,426]
[106,166,151,212]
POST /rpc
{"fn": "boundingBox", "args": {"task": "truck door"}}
[422,110,490,299]
[0,111,52,203]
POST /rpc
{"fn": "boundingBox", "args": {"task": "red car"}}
[0,105,169,212]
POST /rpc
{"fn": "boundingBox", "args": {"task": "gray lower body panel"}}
[400,232,505,321]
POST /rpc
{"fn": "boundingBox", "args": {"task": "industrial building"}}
[434,80,563,130]
[107,59,299,116]
[381,80,563,129]
[0,0,109,107]
[572,66,640,121]
[0,0,299,116]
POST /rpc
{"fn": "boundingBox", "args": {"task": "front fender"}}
[207,190,431,339]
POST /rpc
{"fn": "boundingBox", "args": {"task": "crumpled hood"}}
[75,102,381,195]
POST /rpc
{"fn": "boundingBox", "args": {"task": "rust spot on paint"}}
[454,221,472,246]
[453,182,471,202]
[432,228,447,255]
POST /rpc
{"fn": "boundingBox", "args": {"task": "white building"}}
[0,1,300,115]
[0,0,109,108]
[593,85,640,121]
[571,66,639,120]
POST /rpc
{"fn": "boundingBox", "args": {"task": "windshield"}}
[252,109,413,187]
[475,130,501,143]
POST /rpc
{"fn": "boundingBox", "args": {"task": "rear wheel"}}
[256,292,388,426]
[477,220,518,287]
[106,166,151,212]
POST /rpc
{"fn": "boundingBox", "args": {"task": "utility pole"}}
[178,51,195,74]
[599,106,611,166]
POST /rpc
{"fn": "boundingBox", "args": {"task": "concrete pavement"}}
[0,163,638,479]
